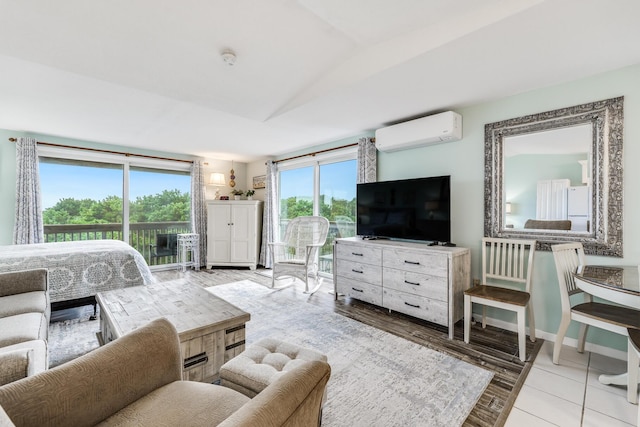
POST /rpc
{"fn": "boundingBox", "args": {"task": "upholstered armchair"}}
[0,318,331,427]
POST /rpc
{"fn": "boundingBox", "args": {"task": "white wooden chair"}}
[628,328,640,425]
[269,216,330,294]
[464,237,537,362]
[552,242,640,403]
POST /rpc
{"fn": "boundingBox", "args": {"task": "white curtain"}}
[190,160,207,267]
[259,160,278,268]
[357,137,377,183]
[536,179,570,220]
[13,137,44,244]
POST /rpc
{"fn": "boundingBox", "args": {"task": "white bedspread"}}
[0,240,156,303]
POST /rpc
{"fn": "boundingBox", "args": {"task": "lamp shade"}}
[505,202,512,214]
[209,173,226,186]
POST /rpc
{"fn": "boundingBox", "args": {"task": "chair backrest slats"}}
[482,237,536,292]
[551,242,586,311]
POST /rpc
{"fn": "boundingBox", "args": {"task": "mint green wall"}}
[505,153,585,229]
[377,63,640,352]
[0,131,197,245]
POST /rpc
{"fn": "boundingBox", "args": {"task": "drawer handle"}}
[351,287,364,293]
[184,352,208,369]
[404,280,420,286]
[404,260,421,265]
[351,269,363,274]
[404,302,420,308]
[351,252,363,256]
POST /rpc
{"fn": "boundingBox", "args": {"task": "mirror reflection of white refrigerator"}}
[567,186,591,232]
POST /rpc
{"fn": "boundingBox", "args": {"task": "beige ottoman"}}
[220,337,327,398]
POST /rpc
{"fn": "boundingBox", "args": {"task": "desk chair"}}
[551,243,640,363]
[464,237,537,362]
[552,243,640,404]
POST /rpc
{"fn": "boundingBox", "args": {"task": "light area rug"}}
[206,279,493,427]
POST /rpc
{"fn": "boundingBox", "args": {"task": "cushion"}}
[97,381,250,427]
[220,338,327,397]
[0,340,47,385]
[0,313,47,347]
[0,292,48,318]
[0,349,31,387]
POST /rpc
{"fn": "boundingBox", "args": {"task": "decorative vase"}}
[247,196,253,200]
[234,196,241,200]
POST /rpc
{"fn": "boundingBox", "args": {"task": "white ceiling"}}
[0,0,639,162]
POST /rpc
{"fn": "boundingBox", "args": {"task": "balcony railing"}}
[278,218,356,275]
[43,222,191,266]
[44,219,356,272]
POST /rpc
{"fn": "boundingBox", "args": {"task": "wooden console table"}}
[97,280,250,383]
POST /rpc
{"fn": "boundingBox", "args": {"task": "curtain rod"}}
[8,137,193,164]
[272,137,375,164]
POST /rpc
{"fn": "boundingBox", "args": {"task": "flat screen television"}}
[356,175,451,243]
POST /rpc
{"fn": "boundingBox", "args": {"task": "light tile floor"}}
[505,340,638,426]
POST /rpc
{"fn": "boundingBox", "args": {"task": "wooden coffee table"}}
[96,280,250,384]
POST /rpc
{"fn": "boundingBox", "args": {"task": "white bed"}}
[0,240,155,305]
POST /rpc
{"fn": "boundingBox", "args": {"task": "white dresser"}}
[333,237,470,338]
[206,200,263,270]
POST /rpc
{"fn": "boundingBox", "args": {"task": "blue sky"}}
[39,162,190,209]
[280,160,356,200]
[40,159,355,209]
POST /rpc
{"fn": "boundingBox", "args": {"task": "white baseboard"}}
[476,316,627,362]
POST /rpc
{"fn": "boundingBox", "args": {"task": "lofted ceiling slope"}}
[0,0,638,162]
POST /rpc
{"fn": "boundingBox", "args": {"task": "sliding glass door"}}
[278,152,356,275]
[39,148,192,268]
[40,158,124,242]
[318,159,357,273]
[129,166,191,266]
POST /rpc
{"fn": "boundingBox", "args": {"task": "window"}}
[278,150,357,275]
[129,166,191,266]
[39,147,191,268]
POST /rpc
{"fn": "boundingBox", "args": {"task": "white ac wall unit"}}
[375,111,462,152]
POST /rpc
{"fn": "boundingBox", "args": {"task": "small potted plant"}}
[231,189,244,200]
[245,189,255,200]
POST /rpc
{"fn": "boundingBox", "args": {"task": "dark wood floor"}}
[155,268,542,427]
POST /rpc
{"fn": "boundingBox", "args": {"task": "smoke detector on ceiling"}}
[221,50,237,66]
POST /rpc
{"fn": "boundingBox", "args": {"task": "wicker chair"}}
[269,216,330,294]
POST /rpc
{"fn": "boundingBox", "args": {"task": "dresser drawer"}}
[336,243,382,265]
[336,260,382,286]
[383,288,448,326]
[382,249,448,277]
[336,277,383,306]
[383,268,448,302]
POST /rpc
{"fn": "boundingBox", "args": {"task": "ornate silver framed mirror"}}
[484,97,623,256]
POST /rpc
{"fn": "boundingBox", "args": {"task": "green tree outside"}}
[43,189,190,225]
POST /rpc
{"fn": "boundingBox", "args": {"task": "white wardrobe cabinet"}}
[206,200,263,270]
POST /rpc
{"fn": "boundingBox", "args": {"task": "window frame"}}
[277,147,357,277]
[38,145,192,244]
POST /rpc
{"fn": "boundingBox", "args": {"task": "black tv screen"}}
[356,176,451,243]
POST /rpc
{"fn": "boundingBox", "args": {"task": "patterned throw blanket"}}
[0,240,155,302]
